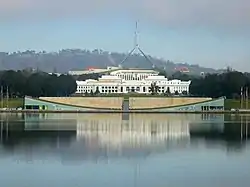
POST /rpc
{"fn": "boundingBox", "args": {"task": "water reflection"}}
[0,113,250,187]
[0,113,249,159]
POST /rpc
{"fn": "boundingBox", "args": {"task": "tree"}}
[90,90,94,96]
[182,91,188,96]
[0,70,27,97]
[148,82,160,95]
[42,74,59,96]
[77,73,101,81]
[164,87,171,96]
[57,75,77,96]
[0,70,77,98]
[95,87,100,95]
[170,72,193,81]
[25,73,46,97]
[157,69,167,77]
[189,71,249,98]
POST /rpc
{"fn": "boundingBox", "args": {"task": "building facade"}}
[24,96,225,112]
[69,66,120,75]
[76,69,191,94]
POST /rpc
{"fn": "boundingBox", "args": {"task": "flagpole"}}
[0,86,3,109]
[6,86,9,109]
[246,87,248,110]
[241,87,243,109]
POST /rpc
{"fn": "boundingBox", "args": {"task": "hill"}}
[0,49,218,75]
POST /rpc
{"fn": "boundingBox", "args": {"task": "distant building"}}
[76,68,191,94]
[174,66,190,73]
[68,66,120,75]
[48,73,62,76]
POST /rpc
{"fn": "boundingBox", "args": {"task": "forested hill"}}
[0,49,218,75]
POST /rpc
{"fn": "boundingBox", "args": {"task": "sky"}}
[1,0,250,71]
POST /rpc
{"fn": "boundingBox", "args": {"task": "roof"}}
[111,69,158,74]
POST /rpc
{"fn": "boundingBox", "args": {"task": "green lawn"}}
[5,97,246,110]
[225,99,250,110]
[0,98,24,108]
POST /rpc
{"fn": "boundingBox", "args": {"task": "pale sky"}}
[1,0,250,71]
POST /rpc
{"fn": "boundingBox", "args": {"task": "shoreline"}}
[0,110,250,114]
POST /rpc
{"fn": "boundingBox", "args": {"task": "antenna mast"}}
[119,21,155,69]
[134,21,139,48]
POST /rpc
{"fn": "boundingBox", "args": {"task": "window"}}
[33,105,39,110]
[25,105,32,109]
[143,87,146,92]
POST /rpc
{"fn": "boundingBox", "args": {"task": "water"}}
[0,113,249,187]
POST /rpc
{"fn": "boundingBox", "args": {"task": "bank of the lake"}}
[0,98,23,108]
[1,97,250,112]
[225,99,250,110]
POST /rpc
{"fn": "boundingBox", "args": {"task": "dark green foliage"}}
[189,71,250,98]
[95,87,100,95]
[164,87,171,96]
[0,70,76,98]
[182,91,188,95]
[90,90,94,96]
[149,82,160,95]
[174,91,179,95]
[76,73,102,81]
[171,71,195,81]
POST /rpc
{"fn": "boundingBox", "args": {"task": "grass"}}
[6,96,247,110]
[225,99,250,110]
[0,98,24,108]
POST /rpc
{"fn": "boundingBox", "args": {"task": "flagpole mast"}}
[6,86,9,109]
[246,87,248,110]
[0,86,3,109]
[241,87,243,109]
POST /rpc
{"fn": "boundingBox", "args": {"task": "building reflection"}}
[76,113,191,150]
[0,113,249,162]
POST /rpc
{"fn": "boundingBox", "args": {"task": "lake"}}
[0,113,249,187]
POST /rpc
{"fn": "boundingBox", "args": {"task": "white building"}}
[69,66,120,75]
[76,69,191,94]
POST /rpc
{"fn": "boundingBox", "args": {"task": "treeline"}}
[167,70,250,98]
[0,69,249,99]
[189,71,250,98]
[0,70,76,98]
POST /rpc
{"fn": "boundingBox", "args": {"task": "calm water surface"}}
[0,113,250,187]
